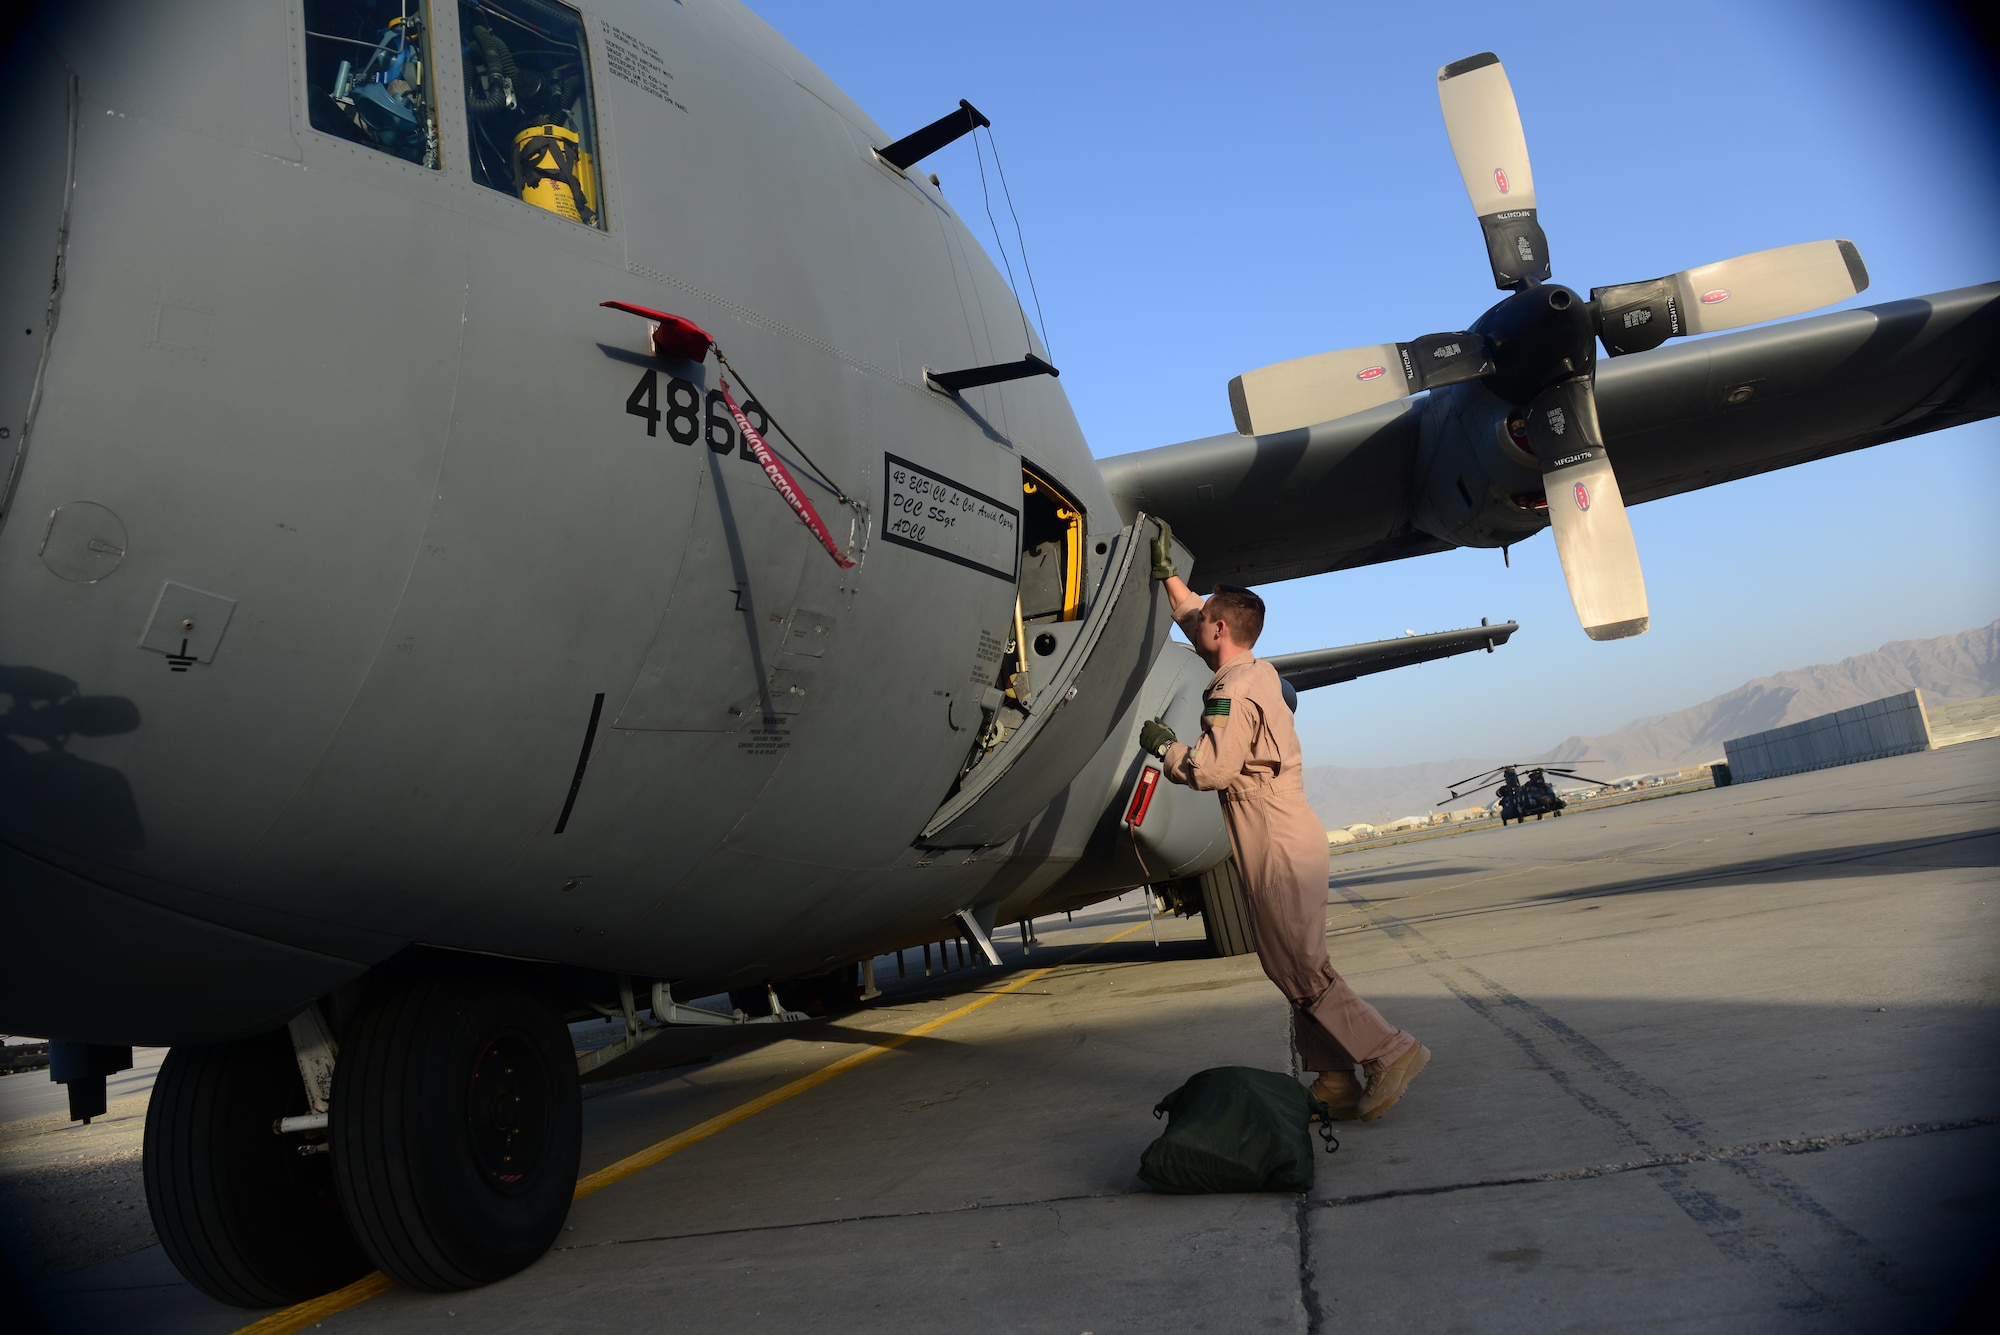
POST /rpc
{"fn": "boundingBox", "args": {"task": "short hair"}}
[1206,585,1265,648]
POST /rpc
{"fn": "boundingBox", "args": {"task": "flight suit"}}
[1160,594,1415,1076]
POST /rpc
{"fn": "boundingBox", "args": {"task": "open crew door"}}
[919,480,1173,848]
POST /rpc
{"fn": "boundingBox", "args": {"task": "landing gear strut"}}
[143,1031,370,1306]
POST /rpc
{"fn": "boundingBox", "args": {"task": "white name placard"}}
[882,454,1018,582]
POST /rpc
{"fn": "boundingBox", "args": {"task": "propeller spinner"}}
[1228,52,1870,641]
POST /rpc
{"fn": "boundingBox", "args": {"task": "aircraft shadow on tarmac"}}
[1330,863,1488,890]
[1330,827,2000,938]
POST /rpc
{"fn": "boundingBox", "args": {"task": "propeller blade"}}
[1228,333,1492,435]
[1436,53,1549,290]
[1228,344,1401,435]
[1526,379,1650,641]
[1592,239,1869,356]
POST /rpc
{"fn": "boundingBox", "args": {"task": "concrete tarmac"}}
[8,738,1997,1333]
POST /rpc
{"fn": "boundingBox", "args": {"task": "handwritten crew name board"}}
[882,454,1018,582]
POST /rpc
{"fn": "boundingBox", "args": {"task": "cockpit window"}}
[304,1,440,167]
[459,0,605,229]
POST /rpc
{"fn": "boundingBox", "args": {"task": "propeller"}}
[1225,52,1870,641]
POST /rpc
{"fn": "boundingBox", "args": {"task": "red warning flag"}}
[599,300,714,362]
[602,299,855,570]
[718,378,856,570]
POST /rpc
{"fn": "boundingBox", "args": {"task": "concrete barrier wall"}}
[1928,692,2000,747]
[1723,690,1933,784]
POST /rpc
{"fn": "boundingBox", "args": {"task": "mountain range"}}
[1302,621,2000,828]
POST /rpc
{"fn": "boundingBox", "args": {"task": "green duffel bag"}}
[1139,1066,1339,1194]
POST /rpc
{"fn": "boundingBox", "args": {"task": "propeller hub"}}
[1473,283,1597,405]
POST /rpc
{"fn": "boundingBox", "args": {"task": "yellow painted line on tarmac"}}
[230,917,1150,1334]
[231,1273,394,1334]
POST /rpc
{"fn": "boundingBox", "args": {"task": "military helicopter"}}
[1439,764,1603,824]
[1,0,1993,1309]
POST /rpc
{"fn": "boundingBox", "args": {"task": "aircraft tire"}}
[332,978,580,1291]
[1198,857,1257,958]
[143,1031,370,1307]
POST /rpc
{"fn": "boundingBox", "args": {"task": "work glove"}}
[1140,717,1177,758]
[1150,518,1177,581]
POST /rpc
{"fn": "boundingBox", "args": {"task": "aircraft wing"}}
[1100,283,2000,589]
[1268,621,1519,693]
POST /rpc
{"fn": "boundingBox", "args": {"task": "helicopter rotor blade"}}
[1432,771,1504,803]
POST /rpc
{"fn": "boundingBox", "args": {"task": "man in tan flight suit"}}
[1139,524,1429,1121]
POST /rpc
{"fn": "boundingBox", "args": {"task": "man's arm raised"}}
[1153,520,1205,632]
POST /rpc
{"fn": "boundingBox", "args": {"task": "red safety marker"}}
[600,300,714,362]
[718,377,856,570]
[1124,767,1162,827]
[603,300,855,570]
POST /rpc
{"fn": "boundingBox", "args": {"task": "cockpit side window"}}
[458,0,606,229]
[305,1,441,167]
[1018,468,1083,624]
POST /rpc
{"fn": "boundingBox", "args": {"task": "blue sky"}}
[748,0,2000,767]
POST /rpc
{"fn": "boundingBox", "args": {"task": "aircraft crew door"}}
[918,468,1174,848]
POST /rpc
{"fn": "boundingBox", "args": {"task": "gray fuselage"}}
[0,0,1224,1045]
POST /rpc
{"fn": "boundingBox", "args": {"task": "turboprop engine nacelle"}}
[1407,379,1556,551]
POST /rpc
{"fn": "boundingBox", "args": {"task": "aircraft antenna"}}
[971,130,1040,359]
[710,347,855,509]
[981,126,1052,360]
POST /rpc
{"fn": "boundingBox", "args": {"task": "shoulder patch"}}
[1204,697,1232,717]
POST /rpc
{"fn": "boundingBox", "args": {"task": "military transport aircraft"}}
[1,0,1993,1308]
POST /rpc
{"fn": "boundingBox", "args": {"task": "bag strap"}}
[1308,1099,1340,1155]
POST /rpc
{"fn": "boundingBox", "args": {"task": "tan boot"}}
[1358,1042,1431,1121]
[1308,1068,1366,1121]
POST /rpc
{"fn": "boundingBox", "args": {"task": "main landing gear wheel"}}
[1198,856,1258,959]
[143,1030,370,1306]
[332,979,581,1290]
